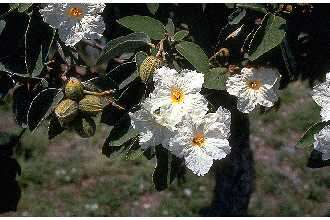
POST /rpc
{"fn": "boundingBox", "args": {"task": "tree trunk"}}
[201,91,255,216]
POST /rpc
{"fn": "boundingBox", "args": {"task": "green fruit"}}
[54,99,78,125]
[65,77,84,101]
[79,95,103,116]
[139,56,161,82]
[74,117,96,138]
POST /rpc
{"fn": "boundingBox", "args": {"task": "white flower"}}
[311,72,330,121]
[167,107,231,176]
[146,67,208,130]
[39,3,106,47]
[129,103,172,150]
[313,125,330,160]
[226,67,281,113]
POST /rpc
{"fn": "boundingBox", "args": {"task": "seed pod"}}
[54,99,79,125]
[74,117,96,138]
[139,56,161,82]
[64,77,84,101]
[79,95,103,116]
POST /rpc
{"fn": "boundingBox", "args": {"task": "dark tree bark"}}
[200,90,255,216]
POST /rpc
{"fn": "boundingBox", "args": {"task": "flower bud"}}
[54,99,79,125]
[74,117,96,138]
[65,77,84,101]
[139,56,161,82]
[78,95,103,116]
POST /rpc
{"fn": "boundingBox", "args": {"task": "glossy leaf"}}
[228,8,246,25]
[248,14,286,61]
[96,32,151,65]
[117,15,165,40]
[153,146,185,191]
[27,89,63,131]
[307,150,330,168]
[12,85,32,128]
[175,41,209,73]
[296,121,330,148]
[236,3,267,14]
[48,114,64,140]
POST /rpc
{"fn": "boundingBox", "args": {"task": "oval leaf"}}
[175,41,209,73]
[0,20,6,36]
[248,14,286,61]
[203,67,228,90]
[165,18,175,35]
[27,88,63,131]
[296,121,330,148]
[97,32,151,65]
[117,15,165,40]
[146,3,159,15]
[173,30,189,42]
[12,85,32,128]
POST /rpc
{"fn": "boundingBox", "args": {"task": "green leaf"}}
[175,41,209,73]
[31,45,44,77]
[153,146,169,191]
[135,51,148,71]
[48,114,64,140]
[173,30,189,42]
[248,14,286,61]
[146,3,159,15]
[236,3,267,14]
[296,121,330,148]
[228,8,246,25]
[13,85,32,128]
[0,20,6,36]
[307,150,330,168]
[96,32,151,65]
[27,89,63,131]
[17,3,33,13]
[117,15,165,40]
[153,146,185,191]
[165,18,175,35]
[109,127,139,147]
[203,67,228,90]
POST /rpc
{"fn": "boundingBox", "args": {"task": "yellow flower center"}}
[170,87,184,104]
[67,7,83,17]
[247,80,261,90]
[192,132,205,147]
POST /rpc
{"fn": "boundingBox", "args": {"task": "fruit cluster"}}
[54,77,104,138]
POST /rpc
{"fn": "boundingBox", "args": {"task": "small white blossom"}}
[129,103,172,150]
[313,125,330,160]
[167,107,231,176]
[311,72,330,121]
[39,3,106,47]
[146,67,208,129]
[226,67,281,113]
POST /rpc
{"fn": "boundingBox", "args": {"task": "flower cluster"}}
[39,3,106,47]
[130,67,232,176]
[312,72,330,160]
[226,67,281,113]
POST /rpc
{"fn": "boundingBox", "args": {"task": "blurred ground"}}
[0,81,329,216]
